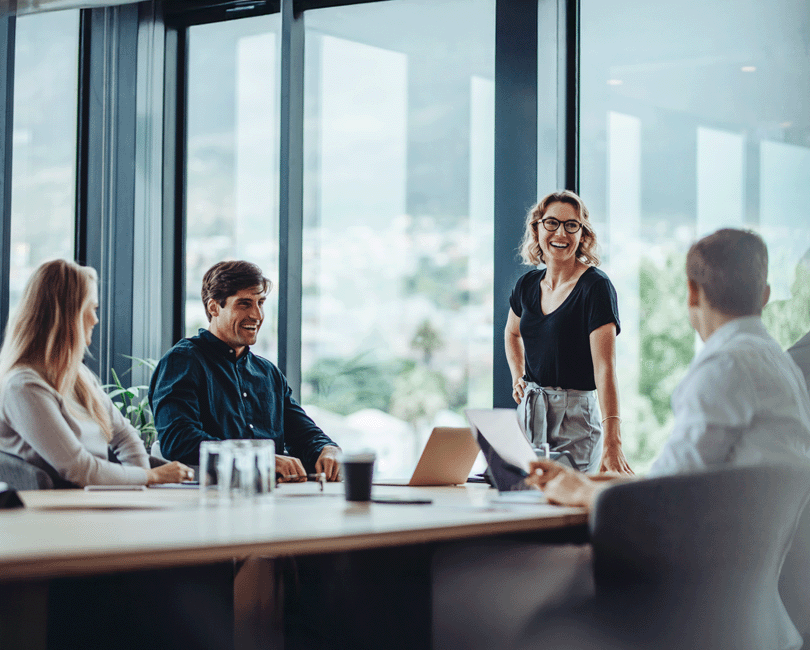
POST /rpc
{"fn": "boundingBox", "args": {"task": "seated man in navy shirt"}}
[149,260,340,481]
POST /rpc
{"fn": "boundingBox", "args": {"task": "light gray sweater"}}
[0,367,149,486]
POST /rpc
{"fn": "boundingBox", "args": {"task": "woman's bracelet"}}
[601,415,622,425]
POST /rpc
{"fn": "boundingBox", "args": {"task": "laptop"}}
[465,408,577,493]
[374,426,481,486]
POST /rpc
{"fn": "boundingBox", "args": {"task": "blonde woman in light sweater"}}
[0,259,192,487]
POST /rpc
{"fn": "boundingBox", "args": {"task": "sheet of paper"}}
[490,492,548,505]
[465,408,537,473]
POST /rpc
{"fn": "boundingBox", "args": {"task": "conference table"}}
[0,482,588,649]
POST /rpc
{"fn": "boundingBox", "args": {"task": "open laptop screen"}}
[466,408,577,492]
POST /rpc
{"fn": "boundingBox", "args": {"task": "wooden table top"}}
[0,482,586,581]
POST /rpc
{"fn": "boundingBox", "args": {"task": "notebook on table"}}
[373,426,481,486]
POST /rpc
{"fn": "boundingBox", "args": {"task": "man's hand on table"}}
[275,454,307,482]
[525,459,609,509]
[315,445,341,481]
[275,447,340,483]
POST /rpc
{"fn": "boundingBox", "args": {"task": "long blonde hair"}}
[0,259,112,440]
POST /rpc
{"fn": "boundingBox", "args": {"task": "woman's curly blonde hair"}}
[519,190,600,267]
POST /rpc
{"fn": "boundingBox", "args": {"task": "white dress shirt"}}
[649,316,810,478]
[646,317,810,650]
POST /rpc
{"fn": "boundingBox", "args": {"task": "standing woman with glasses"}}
[0,259,193,487]
[505,190,632,474]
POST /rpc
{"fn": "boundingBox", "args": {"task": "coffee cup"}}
[341,451,376,502]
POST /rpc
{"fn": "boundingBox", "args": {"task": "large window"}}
[301,0,495,477]
[185,15,281,360]
[9,10,79,312]
[580,0,810,471]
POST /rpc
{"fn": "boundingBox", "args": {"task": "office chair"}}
[517,464,810,650]
[0,447,166,492]
[0,450,55,490]
[780,498,810,647]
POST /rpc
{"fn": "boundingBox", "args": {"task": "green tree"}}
[762,260,810,349]
[411,319,444,365]
[617,251,696,472]
[638,253,695,426]
[389,362,449,427]
[303,353,403,415]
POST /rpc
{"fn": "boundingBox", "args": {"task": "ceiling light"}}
[741,66,757,72]
[607,79,623,86]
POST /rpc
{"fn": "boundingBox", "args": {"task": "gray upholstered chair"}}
[517,464,810,650]
[780,499,810,647]
[0,450,55,490]
[1,448,165,491]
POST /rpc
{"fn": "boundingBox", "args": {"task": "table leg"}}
[234,556,284,650]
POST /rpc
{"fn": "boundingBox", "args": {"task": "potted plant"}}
[105,357,159,453]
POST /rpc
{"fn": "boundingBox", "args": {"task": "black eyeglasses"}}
[538,218,582,234]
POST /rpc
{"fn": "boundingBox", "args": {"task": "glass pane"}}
[185,15,281,360]
[303,0,495,478]
[10,11,79,311]
[580,0,810,472]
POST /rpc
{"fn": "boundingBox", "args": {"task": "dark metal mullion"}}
[76,6,139,383]
[163,24,187,348]
[492,0,539,408]
[0,9,15,337]
[278,0,304,397]
[558,0,579,192]
[75,9,92,266]
[110,5,138,383]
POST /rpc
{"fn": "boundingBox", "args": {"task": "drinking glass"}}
[230,440,256,500]
[249,439,276,496]
[199,440,234,504]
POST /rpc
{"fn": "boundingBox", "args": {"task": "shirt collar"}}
[197,328,250,362]
[692,315,767,366]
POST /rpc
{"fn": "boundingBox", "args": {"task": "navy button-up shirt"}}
[149,329,337,469]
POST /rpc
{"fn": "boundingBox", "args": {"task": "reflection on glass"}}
[185,16,281,361]
[581,0,810,471]
[10,11,79,312]
[302,1,495,478]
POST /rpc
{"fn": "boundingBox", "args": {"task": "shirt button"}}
[229,349,233,354]
[243,392,247,397]
[248,424,254,429]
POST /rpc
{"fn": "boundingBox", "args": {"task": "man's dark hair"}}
[686,228,768,317]
[201,261,272,321]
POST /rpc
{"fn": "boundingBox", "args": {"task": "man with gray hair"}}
[529,228,810,502]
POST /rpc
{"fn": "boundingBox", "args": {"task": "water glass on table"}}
[200,438,275,502]
[228,440,257,500]
[248,438,275,496]
[199,440,235,504]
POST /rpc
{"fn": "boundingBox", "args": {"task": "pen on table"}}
[277,472,328,490]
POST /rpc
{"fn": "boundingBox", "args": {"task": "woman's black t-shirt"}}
[509,266,620,391]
